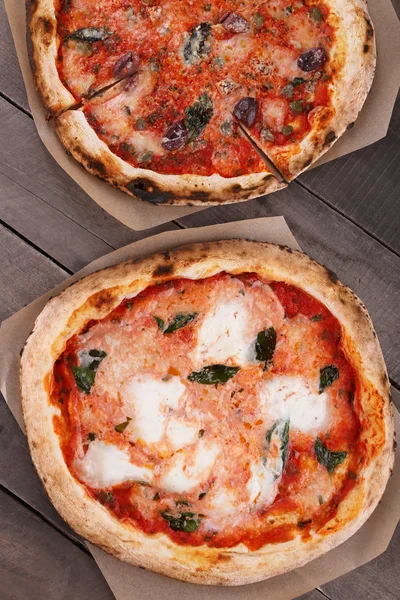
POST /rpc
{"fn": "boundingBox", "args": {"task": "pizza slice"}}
[207,0,375,180]
[55,45,284,203]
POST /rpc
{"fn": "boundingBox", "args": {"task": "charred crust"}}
[231,184,242,194]
[365,17,374,40]
[162,251,171,261]
[92,289,116,310]
[153,264,174,277]
[363,44,369,53]
[188,191,210,200]
[325,267,338,284]
[347,122,355,130]
[324,131,337,145]
[217,553,232,562]
[263,175,273,181]
[126,178,174,204]
[302,158,312,170]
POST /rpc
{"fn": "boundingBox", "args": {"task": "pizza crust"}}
[54,110,286,205]
[27,0,76,115]
[20,240,394,585]
[270,0,376,180]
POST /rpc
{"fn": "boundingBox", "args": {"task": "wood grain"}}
[0,487,114,600]
[175,183,400,383]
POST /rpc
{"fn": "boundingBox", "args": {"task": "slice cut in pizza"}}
[28,0,375,202]
[20,241,394,585]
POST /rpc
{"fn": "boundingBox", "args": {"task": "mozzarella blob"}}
[75,441,153,488]
[121,375,186,444]
[259,375,330,434]
[161,441,221,493]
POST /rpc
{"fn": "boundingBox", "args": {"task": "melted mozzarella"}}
[193,298,253,366]
[121,376,186,444]
[166,418,199,451]
[261,97,287,131]
[75,441,153,488]
[247,462,278,505]
[260,375,329,434]
[161,441,220,493]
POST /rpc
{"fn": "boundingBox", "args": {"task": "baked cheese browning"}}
[80,48,267,177]
[50,272,370,549]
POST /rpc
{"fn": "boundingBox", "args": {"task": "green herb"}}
[188,364,240,385]
[285,5,293,14]
[72,366,96,394]
[289,100,304,114]
[126,301,133,310]
[314,437,347,475]
[220,121,232,136]
[265,419,290,466]
[137,151,154,164]
[255,327,276,366]
[253,12,263,28]
[199,492,207,499]
[66,27,112,43]
[281,84,294,98]
[281,125,293,136]
[136,117,146,130]
[204,3,211,11]
[319,365,339,393]
[153,316,165,331]
[164,313,198,334]
[198,429,205,438]
[185,93,213,141]
[153,492,160,501]
[97,491,115,505]
[115,417,132,433]
[87,432,96,441]
[183,22,211,65]
[291,77,306,86]
[176,500,190,507]
[123,105,131,116]
[318,494,324,505]
[75,41,93,56]
[161,511,202,532]
[310,314,323,322]
[310,7,323,21]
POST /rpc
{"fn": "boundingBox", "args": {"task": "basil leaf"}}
[183,23,211,65]
[291,77,307,86]
[265,419,290,467]
[188,364,240,384]
[289,100,304,114]
[115,417,131,433]
[185,93,213,141]
[153,316,165,331]
[164,312,198,334]
[89,349,107,359]
[72,366,95,394]
[97,491,115,505]
[314,437,347,475]
[87,432,96,441]
[310,7,323,21]
[161,511,202,532]
[319,365,339,393]
[255,327,276,366]
[310,314,323,322]
[66,27,112,43]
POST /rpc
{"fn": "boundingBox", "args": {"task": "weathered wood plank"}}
[0,225,67,322]
[0,96,177,252]
[0,488,114,600]
[299,95,400,254]
[175,183,400,383]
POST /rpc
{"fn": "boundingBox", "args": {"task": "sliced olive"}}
[232,97,259,128]
[221,13,251,34]
[162,120,189,151]
[113,52,139,79]
[298,47,327,72]
[123,73,139,91]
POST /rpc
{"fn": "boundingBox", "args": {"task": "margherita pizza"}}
[28,0,375,204]
[20,241,394,585]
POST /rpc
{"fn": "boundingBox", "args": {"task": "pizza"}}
[20,240,394,585]
[28,0,375,205]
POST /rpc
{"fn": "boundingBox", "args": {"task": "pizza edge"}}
[20,240,394,585]
[275,0,376,181]
[54,110,286,205]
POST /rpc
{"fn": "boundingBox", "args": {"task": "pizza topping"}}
[75,441,153,488]
[255,327,277,367]
[221,13,251,34]
[183,23,211,65]
[310,7,323,22]
[185,93,214,141]
[233,97,259,128]
[162,511,202,532]
[319,365,339,393]
[65,27,113,43]
[162,313,198,334]
[115,418,132,433]
[188,364,240,384]
[113,52,140,79]
[314,438,347,475]
[161,120,189,151]
[72,349,107,394]
[123,73,139,91]
[297,47,328,72]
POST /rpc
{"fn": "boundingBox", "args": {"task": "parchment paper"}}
[0,217,399,600]
[3,0,400,231]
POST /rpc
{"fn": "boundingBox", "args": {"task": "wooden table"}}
[0,0,399,597]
